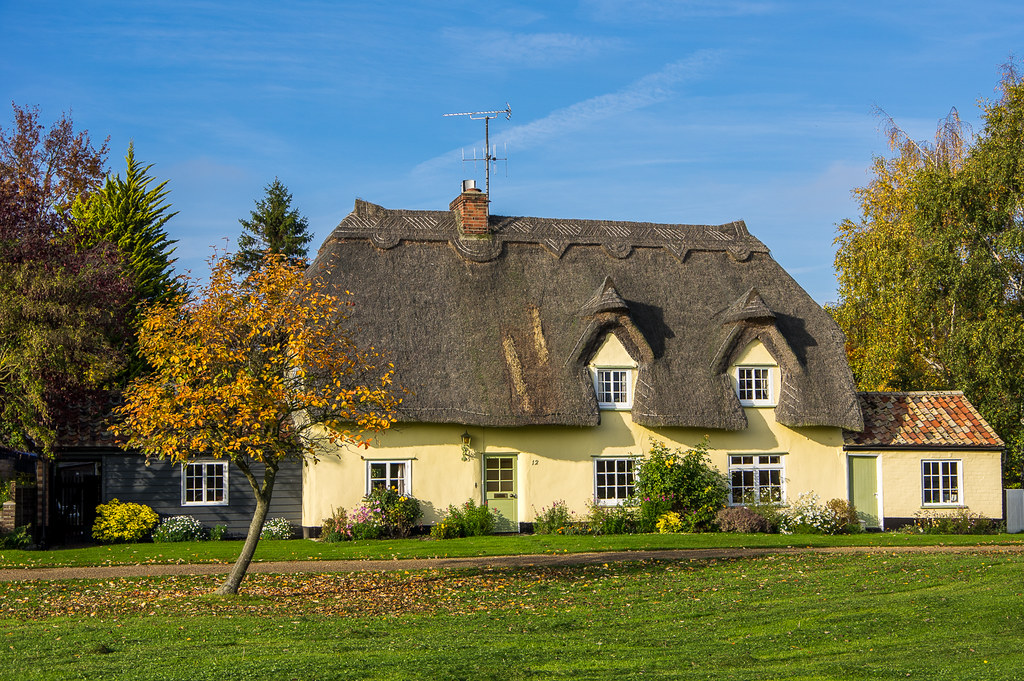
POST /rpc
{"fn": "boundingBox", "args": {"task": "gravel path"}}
[2,543,1023,582]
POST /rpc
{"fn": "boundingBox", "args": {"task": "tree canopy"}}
[0,103,109,220]
[234,178,313,273]
[0,183,130,455]
[831,65,1024,485]
[71,144,184,379]
[71,143,181,307]
[114,253,401,594]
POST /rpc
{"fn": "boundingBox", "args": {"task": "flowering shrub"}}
[260,517,293,539]
[343,488,423,540]
[430,517,462,540]
[912,508,997,534]
[533,500,580,535]
[430,499,498,539]
[634,440,729,532]
[210,524,228,541]
[715,506,773,533]
[656,511,683,533]
[152,515,206,542]
[92,499,159,543]
[777,493,859,535]
[585,501,636,535]
[321,507,353,542]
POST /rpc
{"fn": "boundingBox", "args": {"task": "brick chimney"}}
[450,180,489,237]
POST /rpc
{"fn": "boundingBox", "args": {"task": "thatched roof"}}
[845,392,1003,449]
[308,198,863,431]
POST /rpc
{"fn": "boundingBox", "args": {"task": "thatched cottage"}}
[302,183,1004,532]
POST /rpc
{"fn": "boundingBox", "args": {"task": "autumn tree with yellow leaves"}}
[114,253,400,594]
[831,64,1024,485]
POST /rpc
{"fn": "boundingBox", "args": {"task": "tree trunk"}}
[214,461,278,596]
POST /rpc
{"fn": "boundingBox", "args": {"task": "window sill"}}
[182,501,229,507]
[598,404,632,411]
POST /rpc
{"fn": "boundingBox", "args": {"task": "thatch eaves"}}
[309,199,863,431]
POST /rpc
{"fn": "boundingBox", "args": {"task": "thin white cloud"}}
[582,0,777,21]
[440,28,622,67]
[413,51,722,176]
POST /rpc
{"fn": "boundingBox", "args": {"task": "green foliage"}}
[91,498,158,543]
[912,508,998,535]
[234,178,313,273]
[0,184,131,454]
[430,499,498,539]
[152,515,206,543]
[656,511,683,533]
[715,506,773,533]
[210,524,228,541]
[532,500,579,535]
[584,501,636,535]
[633,440,729,532]
[831,66,1024,485]
[70,144,181,306]
[70,145,182,380]
[260,517,294,540]
[0,524,30,549]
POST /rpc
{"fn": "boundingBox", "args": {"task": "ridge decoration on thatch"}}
[328,200,770,264]
[308,196,864,432]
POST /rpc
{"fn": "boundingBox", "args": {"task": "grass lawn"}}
[1,549,1022,679]
[2,532,1022,569]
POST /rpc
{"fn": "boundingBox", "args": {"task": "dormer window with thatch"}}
[736,366,774,406]
[594,368,632,409]
[587,331,638,410]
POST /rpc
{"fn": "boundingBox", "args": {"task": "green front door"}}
[485,455,518,532]
[848,455,880,529]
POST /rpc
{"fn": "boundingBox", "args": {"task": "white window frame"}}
[736,366,774,406]
[728,454,785,505]
[366,460,411,495]
[592,367,633,409]
[594,457,636,505]
[921,459,962,507]
[181,461,228,506]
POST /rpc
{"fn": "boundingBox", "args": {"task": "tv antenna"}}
[443,104,511,196]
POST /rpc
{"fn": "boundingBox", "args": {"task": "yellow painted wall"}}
[875,449,1002,519]
[302,406,850,527]
[303,340,853,527]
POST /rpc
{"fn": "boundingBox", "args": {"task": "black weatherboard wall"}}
[100,453,302,537]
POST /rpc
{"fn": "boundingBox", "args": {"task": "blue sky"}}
[3,1,1023,303]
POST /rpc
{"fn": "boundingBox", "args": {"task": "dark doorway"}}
[51,461,101,544]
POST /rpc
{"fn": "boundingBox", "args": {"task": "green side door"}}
[848,455,880,529]
[484,455,518,532]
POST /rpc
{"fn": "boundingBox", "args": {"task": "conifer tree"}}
[234,178,312,273]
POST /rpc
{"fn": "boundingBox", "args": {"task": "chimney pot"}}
[450,181,489,237]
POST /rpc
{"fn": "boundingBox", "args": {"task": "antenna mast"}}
[443,103,511,196]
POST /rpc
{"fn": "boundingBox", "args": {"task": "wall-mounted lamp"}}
[460,430,477,461]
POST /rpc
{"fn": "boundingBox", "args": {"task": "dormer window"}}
[595,368,632,409]
[737,366,773,406]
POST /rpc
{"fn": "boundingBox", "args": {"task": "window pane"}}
[595,458,635,502]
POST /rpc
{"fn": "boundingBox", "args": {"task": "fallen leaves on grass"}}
[0,552,1015,623]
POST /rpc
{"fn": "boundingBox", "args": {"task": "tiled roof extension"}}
[846,391,1003,449]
